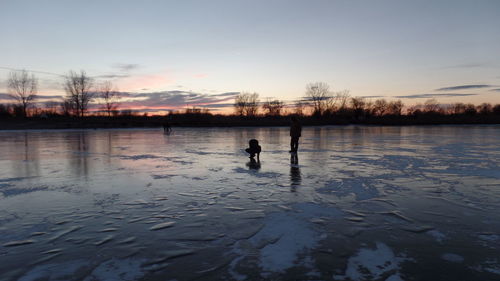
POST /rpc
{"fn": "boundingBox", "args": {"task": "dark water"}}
[0,126,499,280]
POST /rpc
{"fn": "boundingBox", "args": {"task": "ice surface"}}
[1,126,500,280]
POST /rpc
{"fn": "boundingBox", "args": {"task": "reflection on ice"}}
[1,126,500,280]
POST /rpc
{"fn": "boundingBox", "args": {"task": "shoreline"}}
[1,116,500,130]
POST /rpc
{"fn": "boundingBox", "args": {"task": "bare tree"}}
[387,100,404,115]
[262,99,284,116]
[324,95,338,115]
[305,82,330,116]
[424,99,440,113]
[452,102,466,114]
[464,103,477,115]
[493,104,500,115]
[336,90,350,112]
[98,81,120,116]
[245,92,259,116]
[350,97,366,118]
[234,93,246,116]
[64,70,94,117]
[7,70,38,117]
[294,100,307,116]
[477,103,492,115]
[60,99,74,116]
[234,92,260,116]
[372,99,388,116]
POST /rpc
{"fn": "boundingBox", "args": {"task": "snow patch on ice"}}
[229,203,342,276]
[472,259,500,275]
[478,234,499,241]
[249,212,318,273]
[427,230,446,243]
[83,258,146,281]
[441,253,464,263]
[334,242,406,281]
[18,260,90,281]
[386,274,405,281]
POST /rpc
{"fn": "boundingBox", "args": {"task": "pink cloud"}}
[194,73,207,78]
[117,72,174,92]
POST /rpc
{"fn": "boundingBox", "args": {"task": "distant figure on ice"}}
[290,116,302,153]
[245,139,261,160]
[162,122,172,134]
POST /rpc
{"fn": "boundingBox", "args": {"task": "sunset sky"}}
[1,0,499,113]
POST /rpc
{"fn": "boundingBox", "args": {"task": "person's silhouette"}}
[163,122,172,134]
[290,116,302,153]
[245,139,261,160]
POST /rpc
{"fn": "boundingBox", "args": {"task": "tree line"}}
[1,70,120,118]
[1,72,500,122]
[233,82,500,119]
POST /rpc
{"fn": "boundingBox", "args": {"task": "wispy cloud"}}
[489,88,500,92]
[198,103,234,108]
[1,93,64,101]
[442,63,487,69]
[363,95,385,99]
[436,84,491,91]
[0,93,13,100]
[394,93,477,99]
[112,63,140,72]
[117,90,240,110]
[93,74,131,79]
[34,95,64,100]
[0,66,65,77]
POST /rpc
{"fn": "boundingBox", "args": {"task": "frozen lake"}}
[1,126,500,280]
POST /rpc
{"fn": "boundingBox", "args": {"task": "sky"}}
[1,0,499,113]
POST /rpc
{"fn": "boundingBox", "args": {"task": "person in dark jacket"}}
[290,116,302,153]
[245,139,261,160]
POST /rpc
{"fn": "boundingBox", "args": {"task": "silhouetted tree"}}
[350,97,366,119]
[245,93,259,116]
[64,70,94,117]
[0,104,12,118]
[452,103,467,114]
[477,103,492,115]
[234,94,246,116]
[7,70,38,117]
[336,90,350,112]
[41,101,60,116]
[262,99,284,116]
[120,109,134,116]
[234,92,260,116]
[306,82,330,116]
[60,99,74,116]
[185,107,210,115]
[372,99,388,116]
[424,99,440,113]
[464,103,477,115]
[493,104,500,115]
[294,100,307,116]
[98,81,120,116]
[387,100,404,115]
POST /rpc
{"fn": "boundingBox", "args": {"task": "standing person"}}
[290,116,302,153]
[163,121,172,134]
